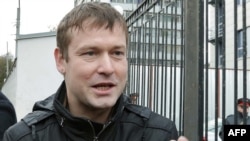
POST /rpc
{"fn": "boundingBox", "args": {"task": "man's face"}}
[55,23,128,112]
[238,104,250,114]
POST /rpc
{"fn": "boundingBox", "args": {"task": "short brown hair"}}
[56,2,128,61]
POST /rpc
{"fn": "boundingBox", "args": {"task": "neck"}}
[81,107,113,123]
[66,100,113,123]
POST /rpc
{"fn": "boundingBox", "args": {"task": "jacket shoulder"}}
[226,114,235,121]
[125,104,151,118]
[227,115,234,118]
[124,104,177,131]
[3,121,31,141]
[123,104,178,140]
[22,110,54,126]
[3,110,55,141]
[0,92,17,125]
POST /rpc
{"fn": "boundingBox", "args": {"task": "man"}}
[0,91,17,141]
[219,97,250,139]
[3,2,188,141]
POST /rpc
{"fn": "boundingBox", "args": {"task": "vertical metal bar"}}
[179,0,185,135]
[199,1,204,140]
[149,17,154,110]
[173,0,178,123]
[159,9,165,116]
[147,21,153,108]
[145,21,150,108]
[155,11,160,113]
[221,0,226,139]
[214,1,220,140]
[233,0,238,125]
[141,24,146,106]
[214,0,219,130]
[164,5,170,118]
[126,31,131,96]
[242,0,247,124]
[131,31,136,102]
[204,0,209,140]
[137,17,142,105]
[221,0,226,141]
[183,0,204,140]
[169,3,174,120]
[151,8,158,113]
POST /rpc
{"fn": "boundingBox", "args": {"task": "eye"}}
[112,50,125,58]
[78,50,98,61]
[82,51,95,56]
[114,51,124,56]
[111,50,126,60]
[85,51,95,56]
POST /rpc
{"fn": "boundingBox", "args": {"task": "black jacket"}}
[0,91,17,141]
[3,82,178,141]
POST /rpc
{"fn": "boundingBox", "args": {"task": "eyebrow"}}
[112,45,126,49]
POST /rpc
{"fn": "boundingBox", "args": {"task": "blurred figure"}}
[219,98,250,139]
[0,91,17,141]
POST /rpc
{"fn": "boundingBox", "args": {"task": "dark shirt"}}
[0,91,17,141]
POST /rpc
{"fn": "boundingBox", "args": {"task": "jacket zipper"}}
[88,120,112,141]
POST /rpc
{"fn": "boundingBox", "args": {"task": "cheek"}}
[66,61,91,77]
[79,65,98,80]
[118,63,128,77]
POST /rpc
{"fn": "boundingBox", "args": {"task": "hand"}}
[178,136,189,141]
[170,136,189,141]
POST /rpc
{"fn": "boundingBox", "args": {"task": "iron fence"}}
[125,0,250,141]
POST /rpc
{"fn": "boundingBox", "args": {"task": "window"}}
[144,13,153,20]
[237,30,243,58]
[217,42,224,67]
[247,27,250,57]
[126,0,133,3]
[111,0,125,3]
[237,0,242,5]
[237,28,250,58]
[137,0,143,4]
[237,0,250,5]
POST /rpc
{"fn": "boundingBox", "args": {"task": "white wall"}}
[2,32,63,121]
[2,67,17,106]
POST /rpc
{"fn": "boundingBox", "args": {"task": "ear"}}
[54,47,66,75]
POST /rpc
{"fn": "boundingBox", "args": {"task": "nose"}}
[97,54,114,75]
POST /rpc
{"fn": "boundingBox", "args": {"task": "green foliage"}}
[0,55,13,89]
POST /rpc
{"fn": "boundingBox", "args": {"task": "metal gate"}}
[125,0,250,141]
[125,0,185,137]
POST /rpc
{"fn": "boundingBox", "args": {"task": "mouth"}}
[93,83,115,91]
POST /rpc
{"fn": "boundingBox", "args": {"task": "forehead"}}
[70,18,122,32]
[67,23,126,49]
[68,21,126,39]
